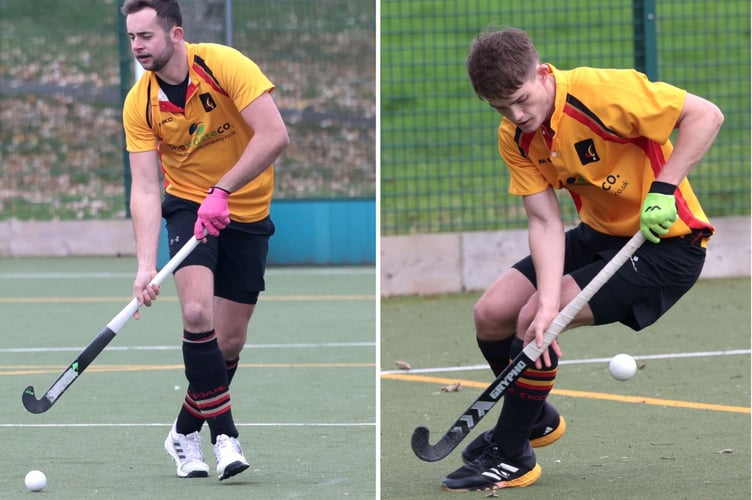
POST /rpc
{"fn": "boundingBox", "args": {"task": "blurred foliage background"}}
[0,0,375,220]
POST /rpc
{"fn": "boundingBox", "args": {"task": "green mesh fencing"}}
[381,0,750,235]
[0,0,374,221]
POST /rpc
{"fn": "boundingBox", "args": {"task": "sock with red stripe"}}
[176,356,241,436]
[493,338,558,458]
[180,330,238,444]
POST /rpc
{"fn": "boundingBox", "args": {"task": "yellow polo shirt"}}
[123,42,275,222]
[499,65,714,239]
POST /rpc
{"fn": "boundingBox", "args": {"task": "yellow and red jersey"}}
[123,42,275,223]
[499,64,713,239]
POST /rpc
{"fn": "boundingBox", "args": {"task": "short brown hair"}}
[466,27,539,101]
[121,0,182,30]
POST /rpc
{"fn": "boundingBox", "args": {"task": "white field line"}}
[0,267,374,279]
[381,348,751,375]
[0,422,375,428]
[0,342,375,354]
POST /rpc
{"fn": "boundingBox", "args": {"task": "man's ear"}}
[536,63,550,81]
[171,26,184,43]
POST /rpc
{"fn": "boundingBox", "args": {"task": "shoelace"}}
[215,435,244,460]
[181,432,204,461]
[215,436,232,453]
[471,445,505,469]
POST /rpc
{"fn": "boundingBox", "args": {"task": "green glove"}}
[640,181,678,244]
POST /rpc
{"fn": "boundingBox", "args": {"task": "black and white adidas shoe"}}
[442,445,541,492]
[462,401,566,464]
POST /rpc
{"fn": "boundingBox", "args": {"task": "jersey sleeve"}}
[216,46,275,111]
[122,83,158,153]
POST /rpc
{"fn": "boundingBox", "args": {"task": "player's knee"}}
[474,296,515,339]
[218,332,246,359]
[181,301,212,331]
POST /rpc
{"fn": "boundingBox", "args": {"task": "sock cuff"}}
[183,330,217,344]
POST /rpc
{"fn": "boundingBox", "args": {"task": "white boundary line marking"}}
[380,349,751,375]
[0,342,375,354]
[0,422,375,428]
[0,267,375,279]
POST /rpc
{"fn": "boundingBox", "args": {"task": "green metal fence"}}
[0,0,374,220]
[381,0,750,235]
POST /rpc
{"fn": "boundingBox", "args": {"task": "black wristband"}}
[648,181,676,195]
[209,186,231,195]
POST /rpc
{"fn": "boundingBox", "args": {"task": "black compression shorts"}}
[512,223,707,331]
[162,194,275,305]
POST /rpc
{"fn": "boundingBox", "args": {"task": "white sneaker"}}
[213,434,250,480]
[164,423,210,478]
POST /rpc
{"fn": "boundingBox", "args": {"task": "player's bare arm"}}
[212,92,290,193]
[522,187,565,367]
[655,93,724,186]
[128,149,163,317]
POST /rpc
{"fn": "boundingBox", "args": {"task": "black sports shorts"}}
[512,223,707,331]
[162,194,275,305]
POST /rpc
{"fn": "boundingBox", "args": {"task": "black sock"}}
[494,338,558,458]
[175,388,205,435]
[176,356,241,435]
[477,337,516,376]
[226,356,240,384]
[181,330,238,443]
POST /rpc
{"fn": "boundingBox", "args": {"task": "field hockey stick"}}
[411,231,646,461]
[21,235,201,414]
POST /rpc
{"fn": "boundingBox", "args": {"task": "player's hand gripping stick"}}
[194,186,231,239]
[640,181,678,243]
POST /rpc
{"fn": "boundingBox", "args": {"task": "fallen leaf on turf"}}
[717,448,734,454]
[431,382,462,395]
[485,490,499,498]
[394,360,412,370]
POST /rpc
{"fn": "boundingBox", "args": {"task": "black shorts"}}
[512,223,707,331]
[162,194,275,304]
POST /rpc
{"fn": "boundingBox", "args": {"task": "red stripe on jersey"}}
[521,132,535,154]
[638,136,713,233]
[563,104,630,144]
[159,99,183,113]
[515,129,536,157]
[192,63,229,97]
[568,191,583,214]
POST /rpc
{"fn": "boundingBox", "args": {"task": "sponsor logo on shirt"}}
[574,138,600,165]
[199,93,216,112]
[163,121,234,152]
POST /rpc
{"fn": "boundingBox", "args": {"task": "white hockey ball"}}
[25,470,46,492]
[609,353,638,381]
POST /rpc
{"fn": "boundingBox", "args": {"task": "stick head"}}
[22,386,53,414]
[411,425,464,462]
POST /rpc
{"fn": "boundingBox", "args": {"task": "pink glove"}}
[194,187,231,239]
